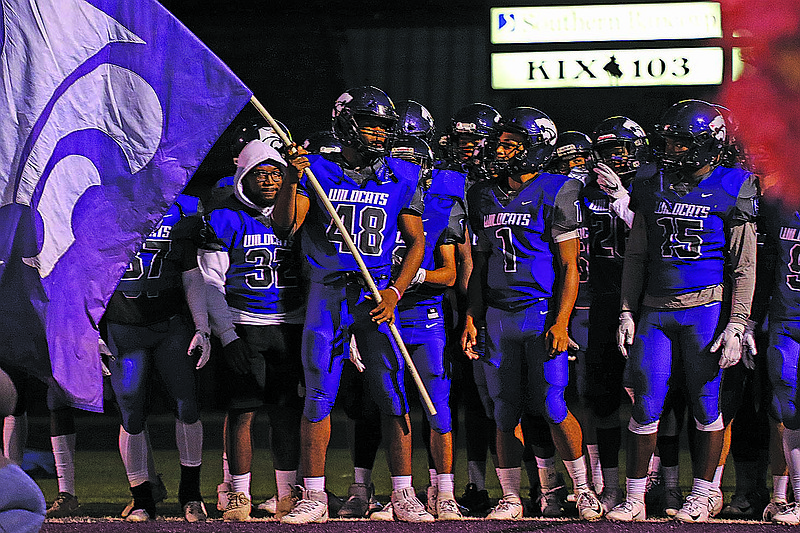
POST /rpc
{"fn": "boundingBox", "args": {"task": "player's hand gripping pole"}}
[249,96,437,417]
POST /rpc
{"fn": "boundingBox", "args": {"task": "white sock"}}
[438,473,455,495]
[496,467,522,498]
[467,460,486,490]
[354,467,371,486]
[429,468,438,487]
[712,465,724,489]
[563,456,590,491]
[784,427,800,496]
[690,477,714,498]
[774,475,789,501]
[304,476,325,493]
[663,465,680,488]
[231,472,251,500]
[175,419,203,468]
[51,433,76,495]
[3,413,27,464]
[586,444,604,492]
[275,470,297,500]
[222,452,232,485]
[391,475,412,491]
[119,427,149,487]
[626,477,647,502]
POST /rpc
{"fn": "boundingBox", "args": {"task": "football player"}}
[272,86,431,524]
[462,106,603,521]
[607,100,757,523]
[104,193,211,522]
[199,139,308,521]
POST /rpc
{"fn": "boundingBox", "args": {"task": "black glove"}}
[223,338,252,375]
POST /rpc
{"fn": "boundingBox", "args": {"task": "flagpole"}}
[249,96,437,417]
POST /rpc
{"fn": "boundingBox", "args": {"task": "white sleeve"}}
[197,249,238,346]
[609,194,635,229]
[181,267,210,334]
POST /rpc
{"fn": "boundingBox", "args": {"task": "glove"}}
[711,321,745,369]
[349,335,365,372]
[223,338,252,375]
[617,311,636,358]
[408,268,427,288]
[188,330,212,370]
[594,162,628,200]
[98,338,112,377]
[741,319,757,370]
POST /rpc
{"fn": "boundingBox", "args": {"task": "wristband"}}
[388,285,402,300]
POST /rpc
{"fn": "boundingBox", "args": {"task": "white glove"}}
[617,311,636,358]
[711,321,745,369]
[349,334,365,373]
[594,162,629,200]
[98,338,112,376]
[189,330,212,370]
[409,268,427,288]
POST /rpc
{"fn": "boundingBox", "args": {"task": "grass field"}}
[27,408,738,520]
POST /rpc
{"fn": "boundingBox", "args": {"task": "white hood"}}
[234,139,288,213]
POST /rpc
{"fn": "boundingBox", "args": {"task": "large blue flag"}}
[0,0,252,411]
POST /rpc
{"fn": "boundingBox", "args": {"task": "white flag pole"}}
[249,96,437,417]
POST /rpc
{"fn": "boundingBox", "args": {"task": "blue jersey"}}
[467,172,583,311]
[633,166,757,297]
[761,198,800,322]
[395,168,467,309]
[298,154,425,283]
[583,184,628,298]
[105,194,202,325]
[202,197,304,318]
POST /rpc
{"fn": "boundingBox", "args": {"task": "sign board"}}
[491,3,722,44]
[491,47,724,89]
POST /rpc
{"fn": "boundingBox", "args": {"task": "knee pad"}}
[628,417,660,435]
[694,414,724,432]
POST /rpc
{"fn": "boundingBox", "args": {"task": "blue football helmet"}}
[591,116,649,179]
[493,106,557,176]
[655,100,726,171]
[332,86,398,157]
[390,135,435,189]
[303,130,344,163]
[445,103,501,169]
[395,100,436,144]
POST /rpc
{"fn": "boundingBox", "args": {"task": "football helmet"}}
[303,130,343,155]
[553,131,593,173]
[655,99,726,171]
[445,103,501,168]
[230,118,291,161]
[714,104,749,169]
[390,135,435,189]
[591,116,649,179]
[332,86,398,157]
[395,100,436,144]
[492,106,557,176]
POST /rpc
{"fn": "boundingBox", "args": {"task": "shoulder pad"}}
[717,166,754,199]
[428,169,466,199]
[175,194,202,217]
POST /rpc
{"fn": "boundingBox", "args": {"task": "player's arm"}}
[620,212,647,314]
[547,237,580,356]
[273,147,310,239]
[424,243,457,288]
[462,248,488,360]
[370,212,425,325]
[456,229,473,296]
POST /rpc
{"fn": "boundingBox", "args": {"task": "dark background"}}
[159,0,727,195]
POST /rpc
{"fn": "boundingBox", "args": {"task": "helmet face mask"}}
[395,100,436,144]
[390,135,435,189]
[332,86,398,158]
[491,107,557,178]
[591,116,648,181]
[445,103,501,174]
[553,131,593,176]
[654,100,726,172]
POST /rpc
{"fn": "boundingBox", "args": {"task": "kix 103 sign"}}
[491,47,723,89]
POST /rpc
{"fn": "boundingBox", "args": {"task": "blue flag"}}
[0,0,252,411]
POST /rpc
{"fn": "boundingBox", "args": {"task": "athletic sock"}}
[438,473,455,495]
[586,444,603,492]
[275,470,297,500]
[626,477,647,502]
[304,476,325,494]
[563,456,590,491]
[391,475,412,491]
[3,413,27,464]
[175,419,203,468]
[231,472,252,501]
[354,467,372,486]
[51,433,77,495]
[119,427,149,487]
[179,465,202,506]
[496,467,522,498]
[467,460,487,490]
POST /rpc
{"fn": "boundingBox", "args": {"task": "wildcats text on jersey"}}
[150,225,172,239]
[328,188,389,206]
[655,201,711,218]
[243,233,287,248]
[780,226,800,243]
[483,212,532,227]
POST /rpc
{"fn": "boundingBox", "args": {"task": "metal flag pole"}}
[249,95,437,417]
